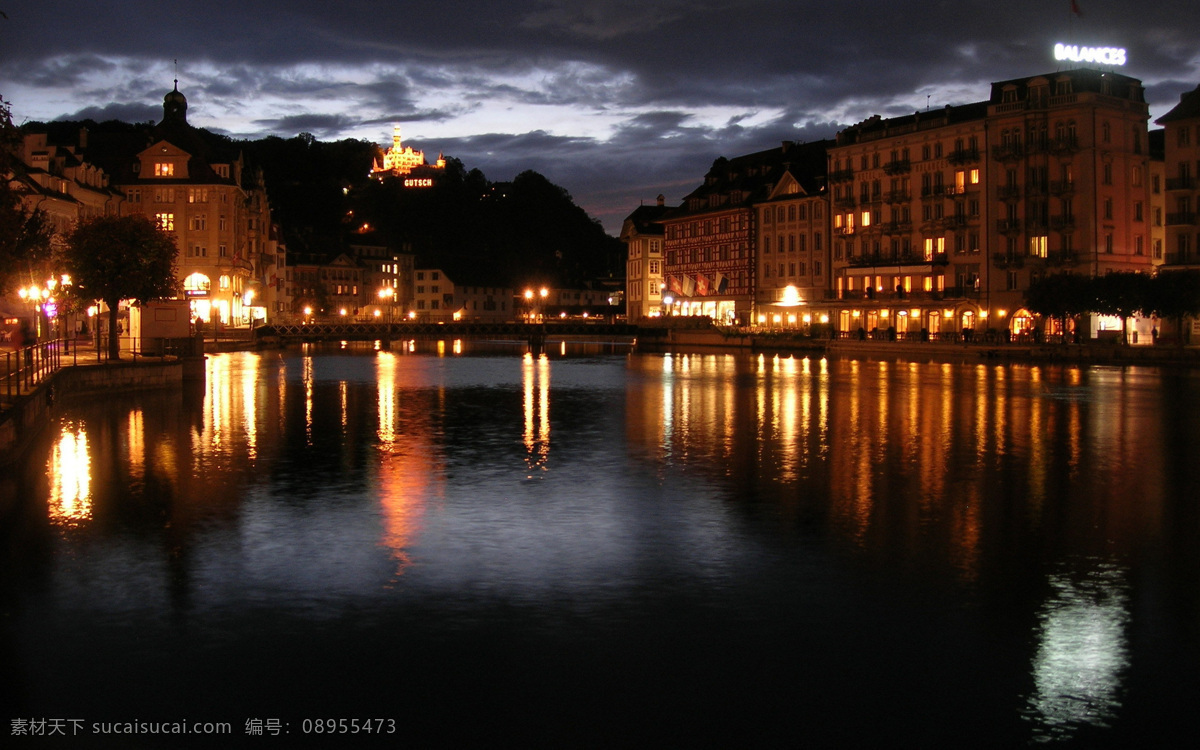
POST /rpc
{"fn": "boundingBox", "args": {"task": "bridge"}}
[253,321,659,352]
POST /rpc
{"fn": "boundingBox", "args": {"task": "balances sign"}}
[1054,43,1127,66]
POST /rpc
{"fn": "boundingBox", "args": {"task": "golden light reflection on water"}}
[47,422,92,525]
[626,354,1165,590]
[374,352,440,578]
[523,352,551,476]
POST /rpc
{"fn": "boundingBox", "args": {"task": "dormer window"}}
[154,162,175,177]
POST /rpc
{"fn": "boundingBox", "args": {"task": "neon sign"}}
[404,178,433,188]
[1054,43,1126,66]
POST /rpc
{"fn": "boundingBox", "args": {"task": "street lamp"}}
[378,287,395,322]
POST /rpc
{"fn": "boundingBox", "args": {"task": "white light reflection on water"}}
[1025,560,1130,742]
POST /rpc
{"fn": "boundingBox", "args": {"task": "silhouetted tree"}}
[61,215,180,359]
[1091,271,1153,344]
[1025,272,1092,340]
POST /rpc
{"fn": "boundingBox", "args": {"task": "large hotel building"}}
[630,66,1177,340]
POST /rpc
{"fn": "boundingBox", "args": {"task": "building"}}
[620,196,668,319]
[753,145,830,329]
[87,83,279,327]
[411,268,512,323]
[371,125,446,184]
[825,68,1155,339]
[1156,83,1200,270]
[658,141,831,325]
[351,244,415,322]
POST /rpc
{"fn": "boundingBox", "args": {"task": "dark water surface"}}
[3,344,1199,746]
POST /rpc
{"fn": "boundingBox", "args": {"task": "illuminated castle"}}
[372,125,446,178]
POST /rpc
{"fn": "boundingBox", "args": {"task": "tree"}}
[1024,273,1092,341]
[1091,271,1153,344]
[61,215,180,359]
[1146,270,1200,347]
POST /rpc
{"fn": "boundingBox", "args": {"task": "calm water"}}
[3,344,1199,747]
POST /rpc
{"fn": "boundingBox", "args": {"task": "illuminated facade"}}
[827,69,1155,338]
[411,269,511,323]
[1156,83,1200,271]
[372,126,446,179]
[620,196,668,319]
[754,149,829,329]
[101,85,280,326]
[658,141,831,325]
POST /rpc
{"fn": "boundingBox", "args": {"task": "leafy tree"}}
[1146,269,1200,346]
[61,214,180,359]
[1091,271,1153,344]
[1024,273,1092,340]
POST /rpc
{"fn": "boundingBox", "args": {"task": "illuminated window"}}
[860,211,871,227]
[1030,236,1048,258]
[154,162,174,177]
[220,275,231,289]
[155,213,174,231]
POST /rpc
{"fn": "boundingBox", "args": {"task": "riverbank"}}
[0,355,190,469]
[642,327,1200,366]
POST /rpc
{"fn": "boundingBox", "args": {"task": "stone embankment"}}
[640,327,1200,366]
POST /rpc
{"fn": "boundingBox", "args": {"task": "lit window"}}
[154,162,174,177]
[155,213,175,231]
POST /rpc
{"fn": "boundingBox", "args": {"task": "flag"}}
[668,275,682,296]
[1070,0,1082,16]
[714,273,729,295]
[682,275,695,297]
[696,273,710,296]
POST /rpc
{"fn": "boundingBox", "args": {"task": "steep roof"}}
[663,139,831,220]
[1156,84,1200,125]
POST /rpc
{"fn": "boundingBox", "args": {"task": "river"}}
[2,344,1198,746]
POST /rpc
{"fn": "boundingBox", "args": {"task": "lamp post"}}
[378,287,395,323]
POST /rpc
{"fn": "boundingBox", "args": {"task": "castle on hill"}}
[371,125,446,179]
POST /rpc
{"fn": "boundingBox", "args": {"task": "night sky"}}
[2,1,1198,233]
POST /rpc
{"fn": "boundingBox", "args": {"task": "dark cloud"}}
[53,102,162,125]
[2,0,1199,232]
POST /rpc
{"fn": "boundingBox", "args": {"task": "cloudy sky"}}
[2,1,1199,234]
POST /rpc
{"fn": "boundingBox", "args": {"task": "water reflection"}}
[46,422,92,525]
[1026,561,1131,741]
[522,352,550,476]
[16,349,1196,743]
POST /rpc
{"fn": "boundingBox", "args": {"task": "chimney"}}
[656,194,665,207]
[78,127,88,150]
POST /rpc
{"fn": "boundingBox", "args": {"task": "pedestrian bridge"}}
[254,321,654,348]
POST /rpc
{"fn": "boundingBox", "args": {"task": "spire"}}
[163,63,188,125]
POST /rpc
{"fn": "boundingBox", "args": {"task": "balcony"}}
[1162,252,1200,266]
[1045,252,1080,267]
[947,148,980,165]
[920,185,946,200]
[846,252,946,268]
[996,219,1022,234]
[992,252,1024,268]
[824,287,979,302]
[829,168,854,183]
[1049,216,1075,232]
[1049,180,1075,196]
[883,159,911,175]
[884,189,911,204]
[880,220,913,234]
[1166,212,1197,225]
[997,185,1021,201]
[834,195,857,209]
[991,144,1024,162]
[1049,135,1080,154]
[1165,177,1194,191]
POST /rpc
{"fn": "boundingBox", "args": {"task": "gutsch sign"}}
[1054,43,1127,66]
